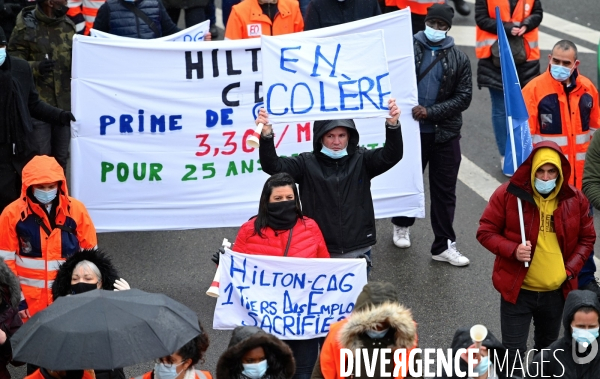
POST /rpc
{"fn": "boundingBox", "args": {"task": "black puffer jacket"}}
[304,0,381,31]
[475,0,543,90]
[259,119,403,254]
[527,290,600,378]
[216,326,295,379]
[414,37,472,144]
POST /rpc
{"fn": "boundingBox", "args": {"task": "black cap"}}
[0,26,7,45]
[425,3,454,28]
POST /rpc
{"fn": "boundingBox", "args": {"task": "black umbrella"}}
[11,289,201,370]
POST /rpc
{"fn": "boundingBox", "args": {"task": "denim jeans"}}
[298,0,310,18]
[500,289,564,377]
[285,337,326,379]
[488,87,507,156]
[166,6,207,27]
[222,0,241,27]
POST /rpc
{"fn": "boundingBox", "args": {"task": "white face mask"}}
[242,359,268,379]
[0,48,6,66]
[33,187,58,204]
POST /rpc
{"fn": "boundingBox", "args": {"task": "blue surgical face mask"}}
[242,359,268,379]
[154,361,185,379]
[0,48,6,66]
[534,177,557,195]
[572,327,599,346]
[321,145,348,159]
[550,64,572,82]
[366,328,389,339]
[33,187,58,204]
[474,356,490,377]
[424,25,447,43]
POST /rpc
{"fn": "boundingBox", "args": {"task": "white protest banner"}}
[71,9,424,232]
[261,30,390,123]
[89,20,210,41]
[213,249,368,339]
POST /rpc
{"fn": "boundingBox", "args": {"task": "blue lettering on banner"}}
[99,110,183,135]
[280,46,301,73]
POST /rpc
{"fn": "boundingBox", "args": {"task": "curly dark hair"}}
[178,320,210,366]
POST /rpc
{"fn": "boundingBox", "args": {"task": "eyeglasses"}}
[156,359,186,369]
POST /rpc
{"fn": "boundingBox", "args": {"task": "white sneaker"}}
[393,226,411,248]
[432,240,470,266]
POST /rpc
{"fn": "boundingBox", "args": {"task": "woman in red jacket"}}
[233,172,329,379]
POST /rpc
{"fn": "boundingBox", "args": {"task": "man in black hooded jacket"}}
[0,25,73,212]
[527,290,600,379]
[256,99,401,263]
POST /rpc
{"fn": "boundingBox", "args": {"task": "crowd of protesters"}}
[2,0,600,378]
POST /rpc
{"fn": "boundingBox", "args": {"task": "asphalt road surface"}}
[10,0,600,377]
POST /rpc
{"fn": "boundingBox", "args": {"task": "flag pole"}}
[508,115,529,268]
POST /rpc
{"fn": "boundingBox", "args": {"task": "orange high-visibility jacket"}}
[26,369,96,379]
[475,0,539,60]
[318,319,419,379]
[134,370,212,379]
[523,70,600,189]
[224,0,303,40]
[68,0,106,35]
[395,0,445,15]
[0,156,97,318]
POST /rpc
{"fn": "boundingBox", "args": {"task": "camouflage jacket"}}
[8,5,75,110]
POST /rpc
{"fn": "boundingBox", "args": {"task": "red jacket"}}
[477,141,595,304]
[233,217,329,258]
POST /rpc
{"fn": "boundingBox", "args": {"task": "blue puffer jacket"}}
[93,0,179,39]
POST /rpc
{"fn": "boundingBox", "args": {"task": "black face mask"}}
[267,200,297,230]
[71,282,98,295]
[53,4,69,18]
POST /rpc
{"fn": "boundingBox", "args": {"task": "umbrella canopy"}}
[11,289,201,370]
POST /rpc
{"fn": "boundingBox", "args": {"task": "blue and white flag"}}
[496,7,533,176]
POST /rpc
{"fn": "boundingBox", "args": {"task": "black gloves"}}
[212,247,225,265]
[38,60,55,76]
[59,111,76,126]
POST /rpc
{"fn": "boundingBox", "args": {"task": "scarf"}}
[0,55,29,157]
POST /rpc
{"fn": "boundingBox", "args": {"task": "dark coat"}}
[0,0,28,40]
[304,0,380,31]
[259,120,403,254]
[51,248,120,300]
[475,0,543,90]
[477,141,596,304]
[216,326,295,379]
[93,0,179,39]
[0,257,23,379]
[527,290,600,378]
[413,37,472,144]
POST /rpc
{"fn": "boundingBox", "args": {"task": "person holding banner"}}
[304,0,381,31]
[226,172,328,379]
[224,0,303,40]
[390,3,472,267]
[0,155,98,321]
[476,141,595,376]
[475,0,543,174]
[311,282,419,379]
[217,325,295,379]
[256,99,401,264]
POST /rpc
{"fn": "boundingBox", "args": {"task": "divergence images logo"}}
[572,330,598,364]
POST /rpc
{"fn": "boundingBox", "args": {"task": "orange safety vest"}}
[133,370,212,379]
[475,0,539,60]
[395,0,445,16]
[26,369,96,379]
[67,0,106,35]
[224,0,304,40]
[0,156,97,318]
[523,70,600,189]
[319,319,419,379]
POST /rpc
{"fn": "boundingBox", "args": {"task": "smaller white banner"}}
[213,249,368,340]
[89,20,210,41]
[261,30,391,124]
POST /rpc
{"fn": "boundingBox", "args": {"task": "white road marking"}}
[463,0,600,46]
[449,25,595,53]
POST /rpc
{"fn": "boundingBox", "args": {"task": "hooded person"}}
[255,99,402,266]
[216,325,295,379]
[0,155,97,320]
[527,289,600,378]
[311,282,419,379]
[477,141,595,376]
[0,256,23,379]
